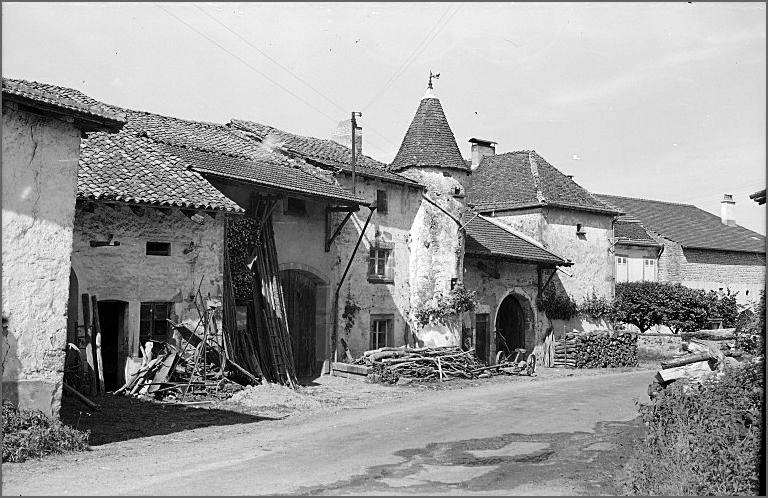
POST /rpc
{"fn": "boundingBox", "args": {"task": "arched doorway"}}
[495,293,533,359]
[279,269,322,378]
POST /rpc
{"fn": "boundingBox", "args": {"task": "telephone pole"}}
[351,111,362,194]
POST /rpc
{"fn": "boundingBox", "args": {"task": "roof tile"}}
[596,194,765,253]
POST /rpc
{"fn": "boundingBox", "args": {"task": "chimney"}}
[331,119,362,155]
[469,138,496,170]
[720,193,736,226]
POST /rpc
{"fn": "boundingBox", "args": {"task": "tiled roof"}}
[596,194,766,254]
[466,151,621,215]
[389,95,469,172]
[79,109,367,210]
[229,119,420,186]
[464,214,571,266]
[614,220,661,246]
[2,78,126,131]
[164,144,365,205]
[79,132,242,212]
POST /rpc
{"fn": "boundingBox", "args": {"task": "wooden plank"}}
[63,382,99,411]
[91,296,105,395]
[147,352,178,394]
[80,294,97,395]
[331,369,370,381]
[331,362,370,375]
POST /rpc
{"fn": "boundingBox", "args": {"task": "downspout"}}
[330,205,376,363]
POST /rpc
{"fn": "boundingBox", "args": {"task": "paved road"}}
[2,370,653,495]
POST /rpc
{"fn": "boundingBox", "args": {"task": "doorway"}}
[96,301,127,391]
[279,270,319,379]
[495,293,533,358]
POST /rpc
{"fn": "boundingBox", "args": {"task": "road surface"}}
[2,370,653,495]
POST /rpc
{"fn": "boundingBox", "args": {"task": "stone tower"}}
[390,76,468,347]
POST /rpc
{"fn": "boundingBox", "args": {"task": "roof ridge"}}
[478,214,568,262]
[527,151,546,203]
[595,192,699,209]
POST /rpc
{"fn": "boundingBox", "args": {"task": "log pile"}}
[649,330,750,398]
[354,346,534,384]
[550,330,638,368]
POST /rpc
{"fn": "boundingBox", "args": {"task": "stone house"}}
[464,145,623,343]
[596,193,766,306]
[2,78,126,415]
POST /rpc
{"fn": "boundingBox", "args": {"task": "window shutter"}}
[377,190,388,214]
[386,319,394,347]
[368,248,376,276]
[384,249,394,280]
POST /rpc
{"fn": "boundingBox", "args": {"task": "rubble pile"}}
[352,345,535,384]
[547,330,638,368]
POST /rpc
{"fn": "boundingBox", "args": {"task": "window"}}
[370,316,392,350]
[368,246,393,282]
[643,257,657,281]
[576,223,586,235]
[376,189,388,214]
[616,255,628,283]
[139,302,173,353]
[284,197,306,215]
[146,241,170,256]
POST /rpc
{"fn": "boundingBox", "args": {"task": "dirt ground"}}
[59,365,653,447]
[5,369,655,495]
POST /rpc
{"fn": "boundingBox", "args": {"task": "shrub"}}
[736,289,765,356]
[2,400,90,463]
[414,285,477,327]
[624,360,764,495]
[705,288,742,328]
[536,287,578,321]
[578,291,613,323]
[662,284,710,334]
[613,281,667,332]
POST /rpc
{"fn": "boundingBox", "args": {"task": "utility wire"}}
[191,4,400,151]
[364,5,460,111]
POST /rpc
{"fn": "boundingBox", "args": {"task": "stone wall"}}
[462,257,541,362]
[71,202,226,384]
[1,104,81,417]
[653,234,764,305]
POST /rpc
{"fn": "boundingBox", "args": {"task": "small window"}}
[368,246,393,282]
[370,316,393,350]
[576,223,586,235]
[139,302,173,354]
[284,197,306,215]
[376,189,388,214]
[146,241,171,256]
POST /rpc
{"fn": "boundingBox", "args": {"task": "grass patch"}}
[623,360,764,495]
[2,399,90,463]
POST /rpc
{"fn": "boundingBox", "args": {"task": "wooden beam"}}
[80,294,97,395]
[128,205,145,217]
[91,295,105,395]
[325,208,354,252]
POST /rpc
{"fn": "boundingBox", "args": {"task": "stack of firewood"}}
[355,345,532,384]
[551,330,638,368]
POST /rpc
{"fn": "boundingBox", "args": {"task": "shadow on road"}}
[60,394,279,446]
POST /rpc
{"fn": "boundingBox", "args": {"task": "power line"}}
[191,4,400,151]
[364,5,460,111]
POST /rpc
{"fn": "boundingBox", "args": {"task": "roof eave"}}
[192,167,369,207]
[3,93,126,133]
[465,251,571,267]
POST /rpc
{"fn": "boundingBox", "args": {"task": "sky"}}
[3,2,766,234]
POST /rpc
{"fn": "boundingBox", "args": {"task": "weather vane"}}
[428,71,440,89]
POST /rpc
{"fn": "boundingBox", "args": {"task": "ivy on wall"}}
[414,285,478,328]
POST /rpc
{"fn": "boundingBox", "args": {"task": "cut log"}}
[657,360,714,383]
[661,353,713,369]
[681,328,736,341]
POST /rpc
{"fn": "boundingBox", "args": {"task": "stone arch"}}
[493,289,536,359]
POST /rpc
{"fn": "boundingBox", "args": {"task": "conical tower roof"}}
[389,84,469,173]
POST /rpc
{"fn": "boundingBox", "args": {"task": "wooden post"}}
[91,295,105,394]
[81,294,98,395]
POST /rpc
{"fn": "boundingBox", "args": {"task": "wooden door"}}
[280,270,317,378]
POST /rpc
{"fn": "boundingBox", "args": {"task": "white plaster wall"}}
[71,202,225,382]
[1,104,81,416]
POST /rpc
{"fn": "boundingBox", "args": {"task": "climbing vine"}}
[536,287,578,321]
[342,295,361,335]
[414,285,478,328]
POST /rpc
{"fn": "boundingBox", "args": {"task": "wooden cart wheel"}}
[526,354,536,375]
[495,351,505,365]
